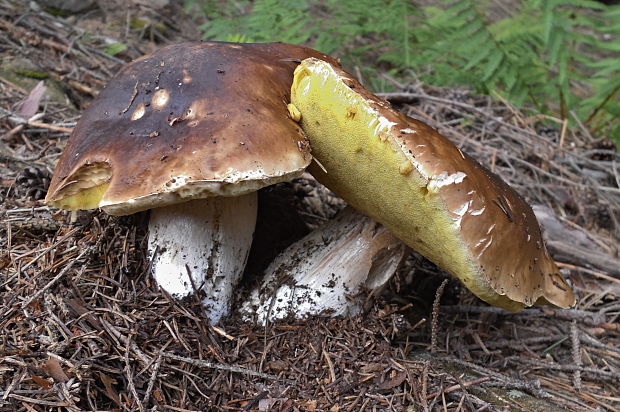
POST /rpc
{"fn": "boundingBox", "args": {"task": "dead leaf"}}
[279,398,293,412]
[377,370,407,390]
[31,375,52,389]
[302,400,317,411]
[0,254,10,270]
[360,363,383,374]
[19,81,47,119]
[66,298,102,329]
[98,371,121,406]
[152,389,165,403]
[266,359,288,371]
[43,357,69,383]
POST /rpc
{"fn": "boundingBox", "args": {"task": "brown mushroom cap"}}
[45,42,334,215]
[291,58,576,311]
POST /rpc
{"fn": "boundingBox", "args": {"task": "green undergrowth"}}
[184,0,620,143]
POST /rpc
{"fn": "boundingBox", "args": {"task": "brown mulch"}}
[1,1,619,411]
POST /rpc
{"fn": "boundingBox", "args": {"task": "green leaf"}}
[595,42,620,52]
[603,5,620,17]
[464,41,493,70]
[547,27,566,66]
[564,0,606,10]
[103,43,127,56]
[445,1,472,18]
[542,1,556,45]
[483,49,504,81]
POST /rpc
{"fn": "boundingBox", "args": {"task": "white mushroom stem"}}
[148,193,257,324]
[238,207,407,324]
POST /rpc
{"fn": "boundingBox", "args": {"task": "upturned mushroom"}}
[290,58,576,311]
[45,42,334,323]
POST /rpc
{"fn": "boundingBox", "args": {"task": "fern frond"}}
[186,0,620,142]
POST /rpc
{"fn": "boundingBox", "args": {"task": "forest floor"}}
[1,1,619,411]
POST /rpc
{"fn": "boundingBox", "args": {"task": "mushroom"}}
[238,207,407,324]
[44,42,334,323]
[290,58,576,311]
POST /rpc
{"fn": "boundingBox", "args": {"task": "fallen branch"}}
[511,358,620,380]
[441,305,618,330]
[534,205,620,278]
[161,352,284,382]
[426,376,491,399]
[6,394,70,407]
[0,108,74,134]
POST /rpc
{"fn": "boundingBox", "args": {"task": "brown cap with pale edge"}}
[291,58,576,311]
[45,42,334,215]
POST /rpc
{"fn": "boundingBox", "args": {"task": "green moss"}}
[130,17,148,30]
[130,18,167,34]
[439,357,562,411]
[0,58,69,106]
[44,7,70,17]
[103,43,128,56]
[14,69,49,80]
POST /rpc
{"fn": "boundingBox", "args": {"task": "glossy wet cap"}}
[45,42,335,215]
[291,58,576,311]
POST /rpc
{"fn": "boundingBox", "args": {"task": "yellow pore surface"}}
[291,59,522,311]
[50,183,110,210]
[47,162,112,211]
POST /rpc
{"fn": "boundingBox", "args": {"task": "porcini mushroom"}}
[45,42,334,323]
[290,58,576,311]
[239,207,407,324]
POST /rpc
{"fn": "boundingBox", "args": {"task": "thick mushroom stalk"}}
[238,207,407,324]
[148,195,256,323]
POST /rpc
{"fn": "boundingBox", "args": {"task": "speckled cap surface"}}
[46,42,335,215]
